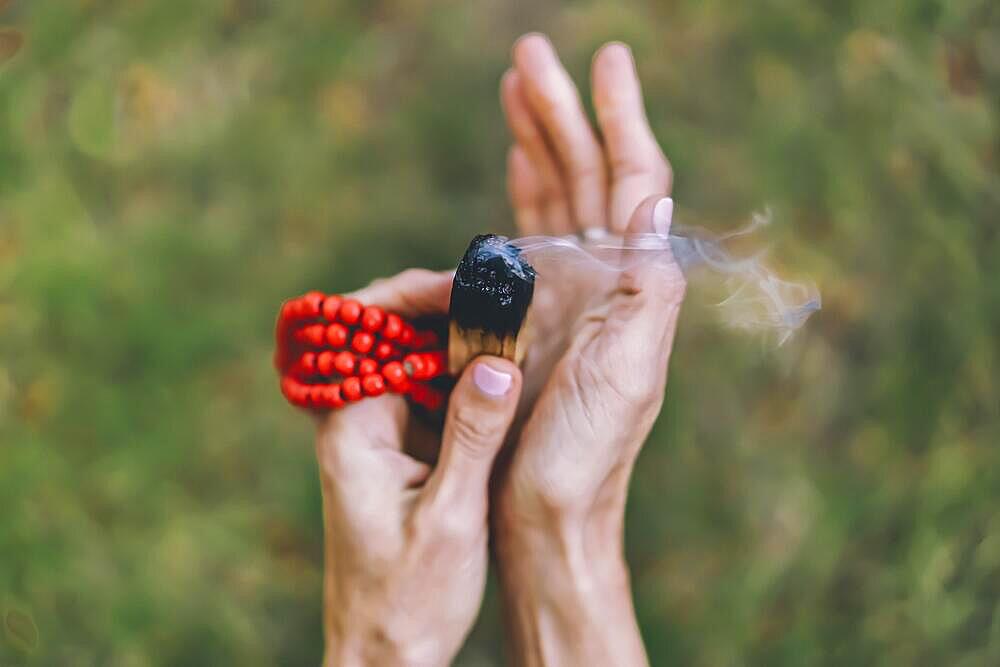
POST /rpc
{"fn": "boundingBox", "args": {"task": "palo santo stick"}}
[448,234,536,375]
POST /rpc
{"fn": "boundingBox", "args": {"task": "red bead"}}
[278,302,298,337]
[428,351,444,374]
[381,361,407,388]
[408,383,444,411]
[412,330,439,349]
[281,376,310,406]
[317,351,335,375]
[373,341,394,360]
[300,351,317,374]
[294,323,325,346]
[358,358,377,375]
[310,386,329,408]
[339,299,362,325]
[403,353,424,378]
[333,351,355,376]
[361,373,386,397]
[398,324,415,346]
[302,291,325,318]
[324,383,345,408]
[288,297,307,320]
[403,351,445,381]
[351,331,375,354]
[309,385,326,407]
[342,376,363,402]
[312,383,344,409]
[326,323,349,348]
[321,295,343,321]
[361,306,386,333]
[382,313,403,340]
[274,320,292,370]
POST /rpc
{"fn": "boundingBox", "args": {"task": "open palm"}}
[496,35,686,525]
[500,35,677,407]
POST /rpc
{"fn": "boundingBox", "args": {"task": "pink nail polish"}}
[653,197,674,236]
[473,363,512,396]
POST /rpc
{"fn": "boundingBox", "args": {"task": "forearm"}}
[320,495,420,667]
[322,561,430,667]
[496,513,649,667]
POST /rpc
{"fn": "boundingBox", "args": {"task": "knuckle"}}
[435,506,483,542]
[315,438,354,481]
[533,87,565,115]
[514,114,541,141]
[407,503,432,539]
[397,267,435,284]
[621,263,685,306]
[448,405,502,458]
[507,468,589,521]
[610,152,658,180]
[531,478,584,516]
[535,84,579,118]
[657,157,673,189]
[411,501,481,544]
[536,181,563,206]
[596,99,629,124]
[569,160,605,184]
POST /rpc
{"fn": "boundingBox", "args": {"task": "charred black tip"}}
[450,234,536,338]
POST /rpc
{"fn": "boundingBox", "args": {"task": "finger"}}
[315,397,419,501]
[507,144,545,236]
[317,389,407,463]
[346,268,453,318]
[513,34,608,232]
[418,358,522,522]
[384,448,433,488]
[616,195,686,345]
[500,68,573,234]
[592,42,672,232]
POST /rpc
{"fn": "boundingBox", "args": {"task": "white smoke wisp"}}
[509,211,821,345]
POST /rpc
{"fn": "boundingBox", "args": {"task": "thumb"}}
[419,357,522,519]
[586,195,685,413]
[615,195,686,332]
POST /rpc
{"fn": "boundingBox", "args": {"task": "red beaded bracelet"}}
[275,291,448,412]
[275,235,536,415]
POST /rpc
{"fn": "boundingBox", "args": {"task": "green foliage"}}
[1,0,998,664]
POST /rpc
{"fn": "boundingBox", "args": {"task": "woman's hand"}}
[315,269,523,667]
[495,35,684,665]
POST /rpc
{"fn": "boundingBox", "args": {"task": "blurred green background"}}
[1,0,998,664]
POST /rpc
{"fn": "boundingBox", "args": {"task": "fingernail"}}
[603,42,632,63]
[653,197,674,236]
[473,363,512,396]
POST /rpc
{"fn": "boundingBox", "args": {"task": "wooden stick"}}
[448,234,536,375]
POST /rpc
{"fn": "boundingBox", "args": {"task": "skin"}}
[494,34,684,666]
[316,269,524,667]
[315,34,683,667]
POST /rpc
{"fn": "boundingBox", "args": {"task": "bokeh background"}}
[1,0,998,664]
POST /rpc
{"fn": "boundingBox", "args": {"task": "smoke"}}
[509,211,820,345]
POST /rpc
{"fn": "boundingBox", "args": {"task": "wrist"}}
[324,601,439,667]
[495,479,628,573]
[495,503,630,600]
[323,630,431,667]
[494,486,648,666]
[322,637,366,667]
[495,526,646,667]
